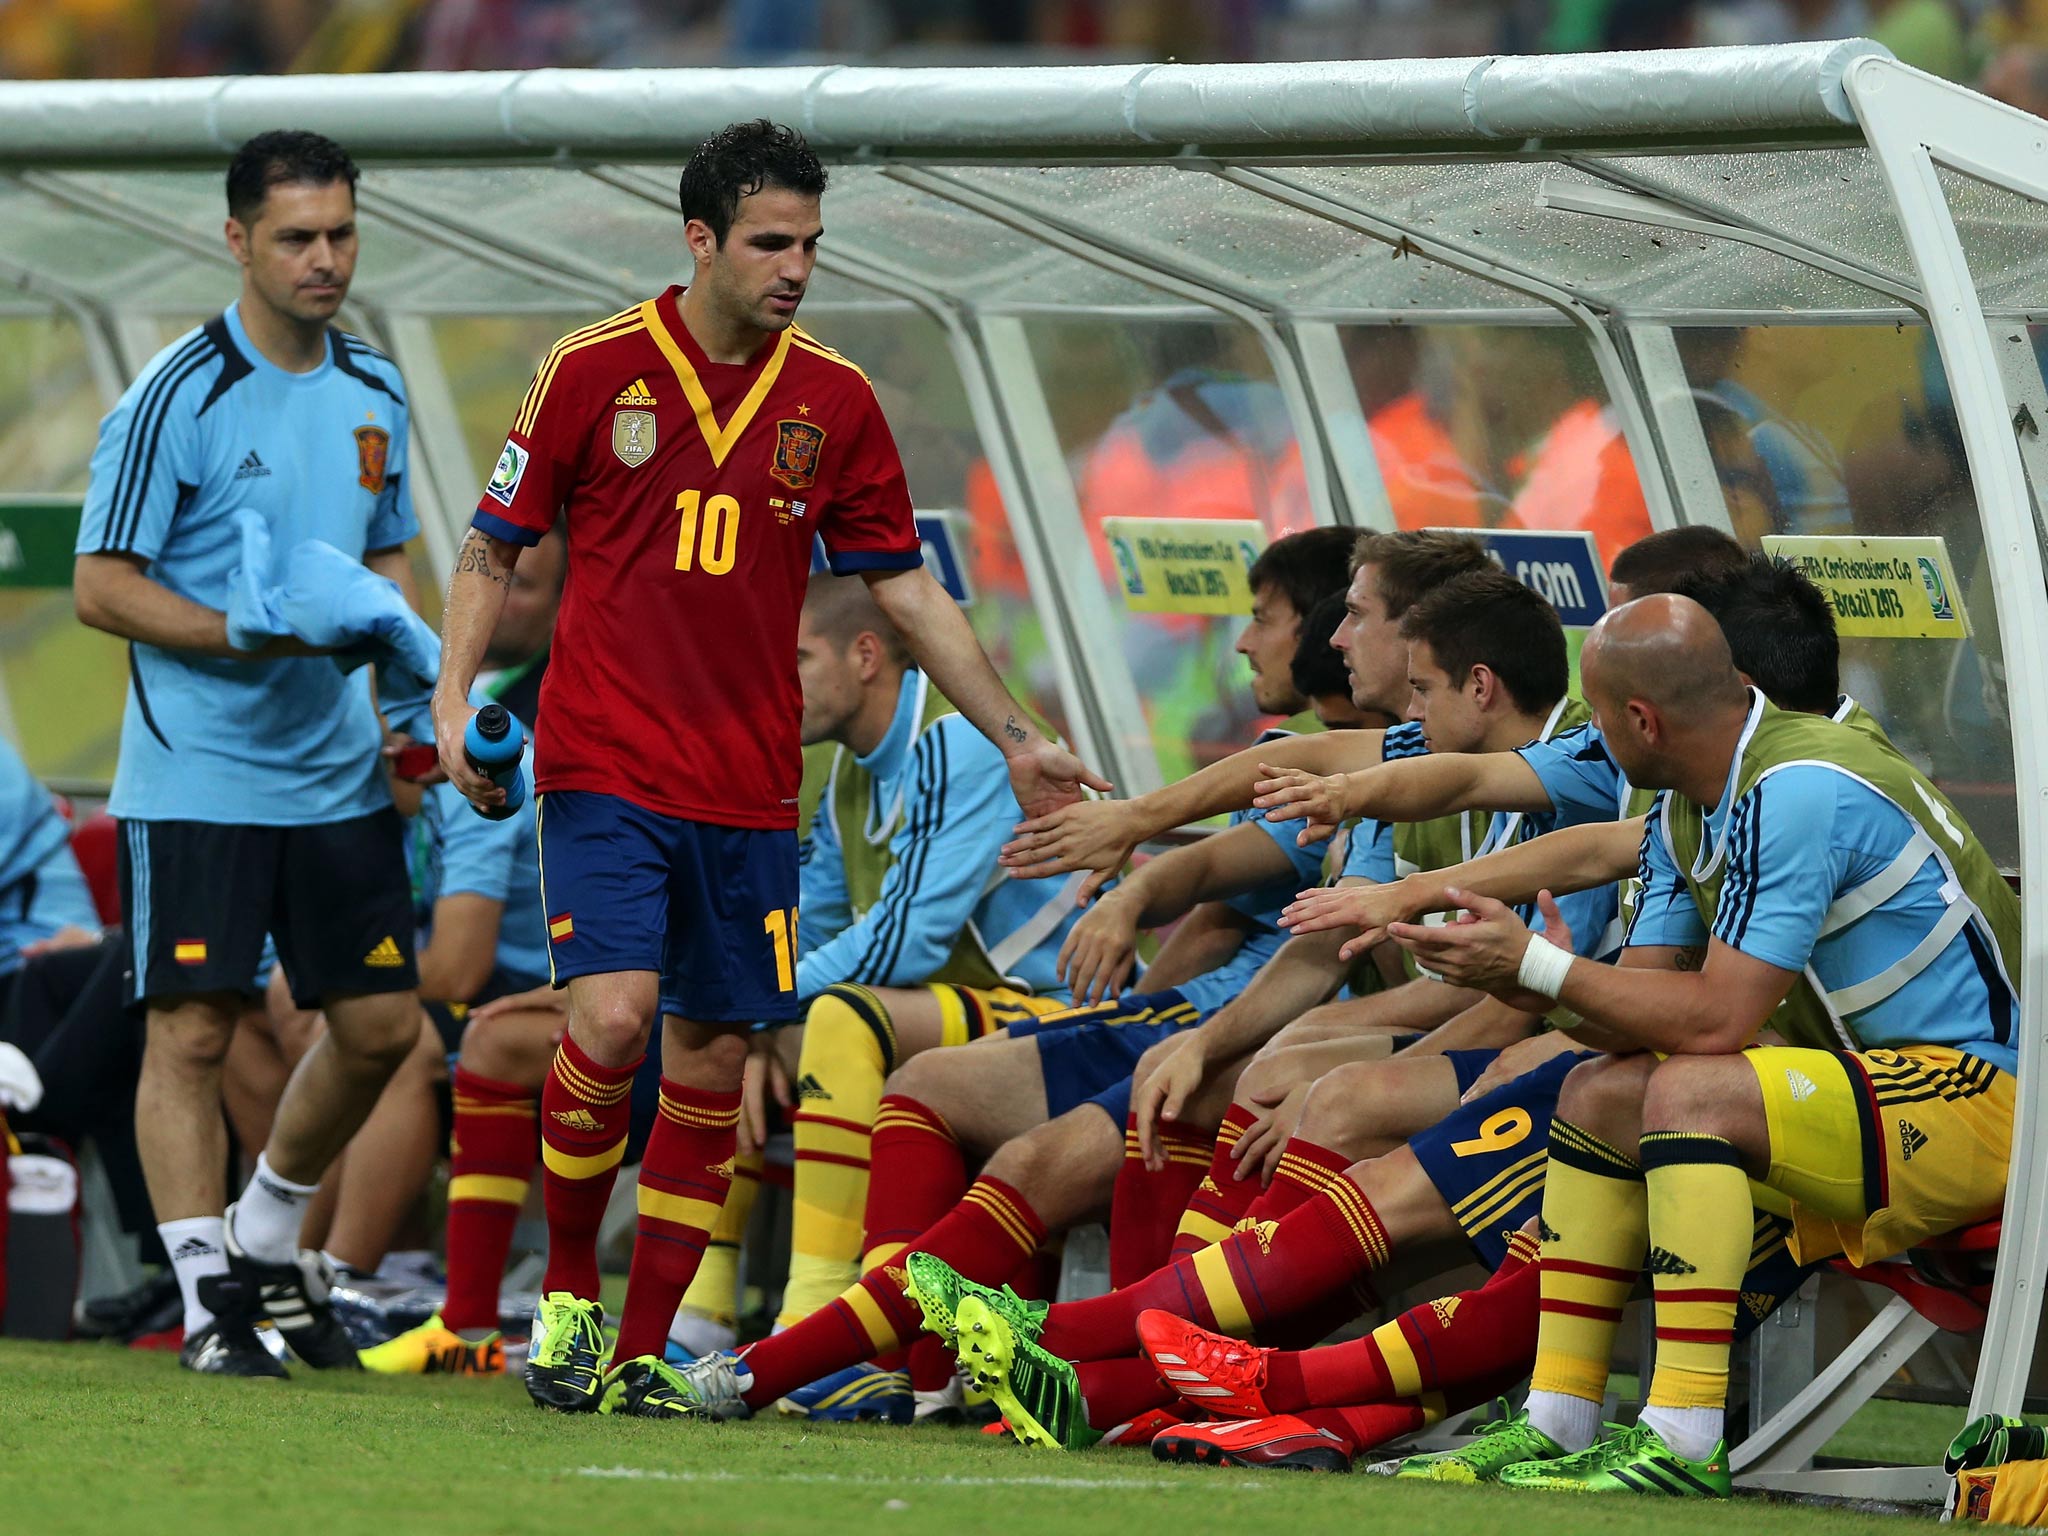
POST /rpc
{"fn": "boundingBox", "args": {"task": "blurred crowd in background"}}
[3,0,2048,113]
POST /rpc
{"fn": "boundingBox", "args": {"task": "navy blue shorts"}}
[1441,1048,1501,1098]
[1007,988,1200,1120]
[536,790,800,1024]
[1410,1048,1589,1268]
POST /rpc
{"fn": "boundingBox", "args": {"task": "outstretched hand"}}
[1006,741,1113,823]
[1001,798,1140,902]
[1057,890,1141,1006]
[1134,1038,1213,1170]
[1278,881,1418,960]
[1250,764,1349,846]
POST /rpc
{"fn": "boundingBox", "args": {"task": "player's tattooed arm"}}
[1673,946,1705,972]
[1003,714,1029,745]
[453,531,512,589]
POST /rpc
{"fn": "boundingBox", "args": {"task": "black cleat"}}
[523,1293,608,1412]
[179,1315,290,1378]
[221,1204,361,1369]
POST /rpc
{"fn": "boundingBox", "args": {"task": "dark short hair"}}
[227,130,358,226]
[1351,529,1493,620]
[1608,524,1746,597]
[1400,568,1568,714]
[1674,553,1839,714]
[1246,527,1358,626]
[1289,593,1352,701]
[801,571,908,665]
[678,120,828,245]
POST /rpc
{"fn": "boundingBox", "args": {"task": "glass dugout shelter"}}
[0,42,2044,1498]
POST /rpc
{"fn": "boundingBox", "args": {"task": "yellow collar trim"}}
[641,299,792,468]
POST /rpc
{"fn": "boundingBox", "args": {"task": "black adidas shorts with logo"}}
[119,807,418,1009]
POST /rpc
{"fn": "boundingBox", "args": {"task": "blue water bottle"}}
[463,703,527,821]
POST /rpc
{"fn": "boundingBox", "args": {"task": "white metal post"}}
[1849,56,2048,1419]
[374,312,473,580]
[1287,320,1394,531]
[1623,325,1737,535]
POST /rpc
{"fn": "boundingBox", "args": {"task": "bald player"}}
[1382,593,2020,1498]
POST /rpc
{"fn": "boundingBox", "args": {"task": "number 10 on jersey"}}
[676,489,740,574]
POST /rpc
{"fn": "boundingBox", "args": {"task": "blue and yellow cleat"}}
[774,1363,914,1425]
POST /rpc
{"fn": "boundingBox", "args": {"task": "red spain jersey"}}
[472,287,921,828]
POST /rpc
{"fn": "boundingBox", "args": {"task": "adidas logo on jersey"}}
[1645,1245,1698,1276]
[1743,1290,1777,1321]
[171,1237,219,1261]
[795,1073,832,1102]
[614,378,658,406]
[1900,1121,1929,1162]
[363,935,405,968]
[551,1108,600,1132]
[1786,1068,1819,1103]
[233,450,271,480]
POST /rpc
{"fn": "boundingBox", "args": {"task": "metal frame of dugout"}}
[2,41,2047,1501]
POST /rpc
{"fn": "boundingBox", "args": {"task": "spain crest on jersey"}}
[354,425,390,493]
[771,419,825,490]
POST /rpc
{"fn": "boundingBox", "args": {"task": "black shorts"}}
[420,968,543,1054]
[118,810,418,1010]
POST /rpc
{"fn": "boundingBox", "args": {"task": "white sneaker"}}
[674,1350,756,1420]
[667,1307,738,1360]
[914,1372,965,1423]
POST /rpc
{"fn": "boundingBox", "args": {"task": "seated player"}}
[757,572,1091,1346]
[754,530,1362,1418]
[1369,594,2019,1497]
[0,736,100,1006]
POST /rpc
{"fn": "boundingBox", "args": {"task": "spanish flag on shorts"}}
[549,914,574,943]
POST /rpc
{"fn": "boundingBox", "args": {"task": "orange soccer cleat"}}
[1137,1309,1274,1419]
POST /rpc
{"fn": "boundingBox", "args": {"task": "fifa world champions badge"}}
[771,419,825,489]
[354,425,390,493]
[612,410,656,468]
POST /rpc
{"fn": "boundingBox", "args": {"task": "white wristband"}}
[1517,935,1575,1001]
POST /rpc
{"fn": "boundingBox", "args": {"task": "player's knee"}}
[1555,1052,1655,1138]
[801,985,893,1080]
[882,1046,953,1109]
[1641,1054,1755,1144]
[327,995,420,1073]
[147,1005,238,1075]
[985,1116,1065,1199]
[1296,1060,1385,1148]
[573,996,653,1062]
[459,1012,548,1089]
[1232,1048,1301,1110]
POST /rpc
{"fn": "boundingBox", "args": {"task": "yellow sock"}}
[677,1147,762,1328]
[782,985,897,1325]
[1639,1132,1750,1413]
[1532,1119,1647,1406]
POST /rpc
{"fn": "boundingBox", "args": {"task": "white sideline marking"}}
[573,1466,1267,1493]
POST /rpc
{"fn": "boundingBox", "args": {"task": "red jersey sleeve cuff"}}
[472,509,545,546]
[825,547,923,575]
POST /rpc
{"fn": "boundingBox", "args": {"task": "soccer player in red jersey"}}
[431,121,1106,1419]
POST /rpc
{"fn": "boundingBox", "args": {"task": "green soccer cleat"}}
[523,1292,607,1412]
[953,1294,1099,1452]
[901,1252,1048,1348]
[1946,1414,2047,1474]
[1496,1421,1730,1497]
[599,1354,720,1419]
[1387,1407,1570,1484]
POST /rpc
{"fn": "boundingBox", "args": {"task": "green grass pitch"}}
[0,1337,1974,1536]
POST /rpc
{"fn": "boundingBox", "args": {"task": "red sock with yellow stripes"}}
[1040,1176,1391,1363]
[538,1034,638,1301]
[738,1176,1048,1409]
[1075,1356,1178,1430]
[1242,1135,1355,1226]
[1109,1114,1210,1287]
[611,1080,739,1365]
[442,1067,538,1332]
[1636,1131,1749,1459]
[1293,1371,1530,1457]
[1261,1226,1541,1411]
[864,1095,969,1260]
[1525,1118,1648,1452]
[1169,1106,1260,1260]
